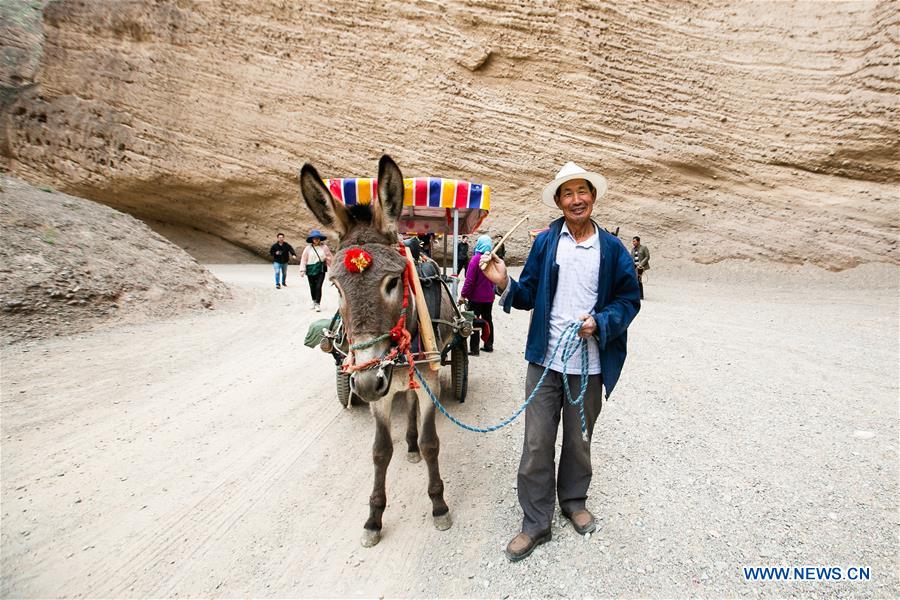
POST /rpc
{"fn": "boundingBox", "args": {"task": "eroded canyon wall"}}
[2,0,898,268]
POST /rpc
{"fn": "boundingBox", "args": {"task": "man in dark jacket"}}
[481,161,640,562]
[493,234,507,261]
[269,233,297,289]
[455,235,470,274]
[418,233,435,258]
[403,235,422,262]
[631,236,650,299]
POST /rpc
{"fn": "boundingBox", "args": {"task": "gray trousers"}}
[518,363,603,536]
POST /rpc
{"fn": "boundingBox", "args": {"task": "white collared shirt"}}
[543,223,602,375]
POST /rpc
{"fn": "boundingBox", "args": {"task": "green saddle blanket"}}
[304,319,334,349]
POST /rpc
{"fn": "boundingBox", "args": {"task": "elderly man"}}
[481,161,641,562]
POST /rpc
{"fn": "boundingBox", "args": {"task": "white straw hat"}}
[541,161,608,208]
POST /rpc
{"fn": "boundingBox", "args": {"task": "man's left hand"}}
[578,314,597,338]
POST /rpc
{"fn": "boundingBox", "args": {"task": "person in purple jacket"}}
[459,235,496,355]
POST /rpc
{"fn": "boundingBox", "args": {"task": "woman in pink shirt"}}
[460,235,496,354]
[300,230,333,312]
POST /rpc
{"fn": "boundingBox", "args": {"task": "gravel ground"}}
[2,261,897,598]
[411,263,899,598]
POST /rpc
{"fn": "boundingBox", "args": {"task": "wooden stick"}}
[493,215,528,256]
[403,246,441,371]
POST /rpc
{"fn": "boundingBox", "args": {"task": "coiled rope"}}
[414,321,592,441]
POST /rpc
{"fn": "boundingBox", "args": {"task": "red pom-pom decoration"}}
[344,248,373,273]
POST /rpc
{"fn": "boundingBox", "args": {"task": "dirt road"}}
[2,262,897,597]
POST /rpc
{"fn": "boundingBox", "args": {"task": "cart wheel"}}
[336,366,358,407]
[450,346,468,403]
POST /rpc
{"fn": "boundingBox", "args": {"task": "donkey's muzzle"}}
[350,366,393,401]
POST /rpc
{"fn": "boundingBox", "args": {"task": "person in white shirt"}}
[299,229,333,311]
[481,161,641,562]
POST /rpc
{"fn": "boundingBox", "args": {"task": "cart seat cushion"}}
[416,261,444,327]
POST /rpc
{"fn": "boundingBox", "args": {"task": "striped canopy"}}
[324,177,490,235]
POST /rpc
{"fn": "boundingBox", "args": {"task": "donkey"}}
[299,155,453,548]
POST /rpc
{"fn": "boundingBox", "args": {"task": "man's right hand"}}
[479,252,508,291]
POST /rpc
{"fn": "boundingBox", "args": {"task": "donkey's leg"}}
[362,396,394,547]
[405,390,422,463]
[417,378,451,531]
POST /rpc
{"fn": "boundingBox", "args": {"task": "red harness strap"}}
[394,256,419,390]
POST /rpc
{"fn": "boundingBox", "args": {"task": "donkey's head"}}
[299,155,409,401]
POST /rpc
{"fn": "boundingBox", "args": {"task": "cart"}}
[313,176,491,407]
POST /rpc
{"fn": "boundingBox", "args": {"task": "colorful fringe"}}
[325,177,491,211]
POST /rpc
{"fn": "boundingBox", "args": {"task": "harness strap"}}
[341,244,420,390]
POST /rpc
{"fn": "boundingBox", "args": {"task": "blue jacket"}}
[501,217,641,397]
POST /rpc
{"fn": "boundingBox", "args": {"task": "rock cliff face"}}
[2,0,898,269]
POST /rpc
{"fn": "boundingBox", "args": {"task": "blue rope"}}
[413,321,592,441]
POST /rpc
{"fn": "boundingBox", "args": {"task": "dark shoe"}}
[563,509,596,535]
[469,348,480,356]
[505,530,551,562]
[276,284,281,289]
[282,283,287,287]
[482,346,493,352]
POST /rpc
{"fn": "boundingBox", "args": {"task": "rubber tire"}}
[336,367,354,407]
[450,345,468,403]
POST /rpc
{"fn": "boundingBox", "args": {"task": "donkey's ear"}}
[299,163,351,238]
[374,154,405,236]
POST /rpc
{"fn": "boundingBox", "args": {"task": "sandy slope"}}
[0,176,230,344]
[1,262,897,598]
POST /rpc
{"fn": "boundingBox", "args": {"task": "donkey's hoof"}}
[361,529,382,547]
[406,451,422,464]
[433,512,453,531]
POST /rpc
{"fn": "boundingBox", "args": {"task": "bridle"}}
[340,243,420,390]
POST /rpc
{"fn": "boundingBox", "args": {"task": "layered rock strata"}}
[2,0,898,269]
